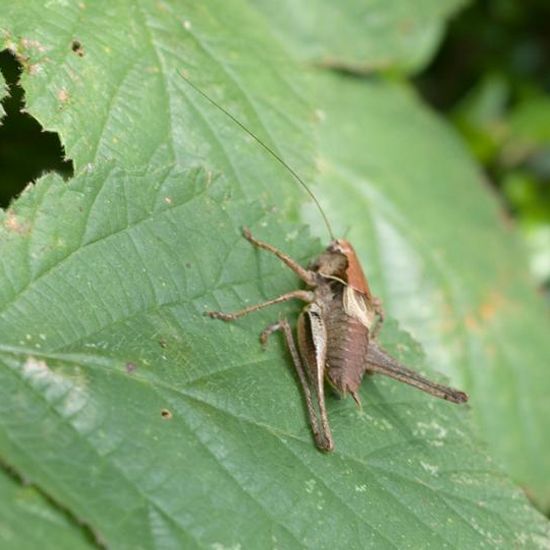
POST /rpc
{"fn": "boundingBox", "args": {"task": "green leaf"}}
[311,72,550,509]
[249,0,469,74]
[0,0,315,194]
[1,0,550,546]
[1,166,549,546]
[0,465,94,549]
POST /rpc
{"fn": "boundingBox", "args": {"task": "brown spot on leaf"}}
[464,314,479,331]
[27,63,41,75]
[125,362,137,374]
[161,408,172,420]
[479,291,506,321]
[399,18,414,33]
[4,210,29,234]
[58,88,69,103]
[465,291,509,333]
[21,38,47,54]
[71,40,84,57]
[158,338,167,349]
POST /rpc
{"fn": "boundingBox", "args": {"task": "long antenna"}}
[179,72,335,240]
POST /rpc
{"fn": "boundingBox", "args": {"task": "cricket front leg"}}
[207,290,314,321]
[365,342,468,404]
[261,318,334,452]
[243,227,317,286]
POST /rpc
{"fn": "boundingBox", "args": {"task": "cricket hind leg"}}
[261,318,334,452]
[365,342,468,404]
[207,290,314,321]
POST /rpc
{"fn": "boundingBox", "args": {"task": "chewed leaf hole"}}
[0,49,74,208]
[161,409,173,420]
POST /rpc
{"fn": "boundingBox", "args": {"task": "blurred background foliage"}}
[1,0,549,295]
[416,0,550,297]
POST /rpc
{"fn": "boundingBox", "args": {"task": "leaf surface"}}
[249,0,468,73]
[0,466,94,549]
[310,73,550,507]
[0,0,549,546]
[0,161,548,548]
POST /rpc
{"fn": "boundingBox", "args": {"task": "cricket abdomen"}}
[324,286,370,398]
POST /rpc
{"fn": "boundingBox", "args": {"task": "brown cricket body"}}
[180,73,467,452]
[308,239,378,406]
[208,230,468,452]
[322,282,371,404]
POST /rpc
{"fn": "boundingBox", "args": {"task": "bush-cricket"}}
[181,74,468,452]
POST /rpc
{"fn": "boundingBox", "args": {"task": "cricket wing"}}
[365,341,468,404]
[342,285,376,330]
[335,239,373,297]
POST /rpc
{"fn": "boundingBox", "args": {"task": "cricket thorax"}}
[311,239,373,297]
[309,248,348,280]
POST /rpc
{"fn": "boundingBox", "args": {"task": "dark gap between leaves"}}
[0,49,74,209]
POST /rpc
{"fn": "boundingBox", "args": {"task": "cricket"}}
[181,74,468,452]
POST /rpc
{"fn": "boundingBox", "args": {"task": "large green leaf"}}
[0,0,315,195]
[249,0,468,73]
[0,465,94,549]
[310,73,550,507]
[1,0,549,546]
[1,166,548,547]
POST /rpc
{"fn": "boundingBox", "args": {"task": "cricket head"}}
[310,241,348,278]
[311,239,372,297]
